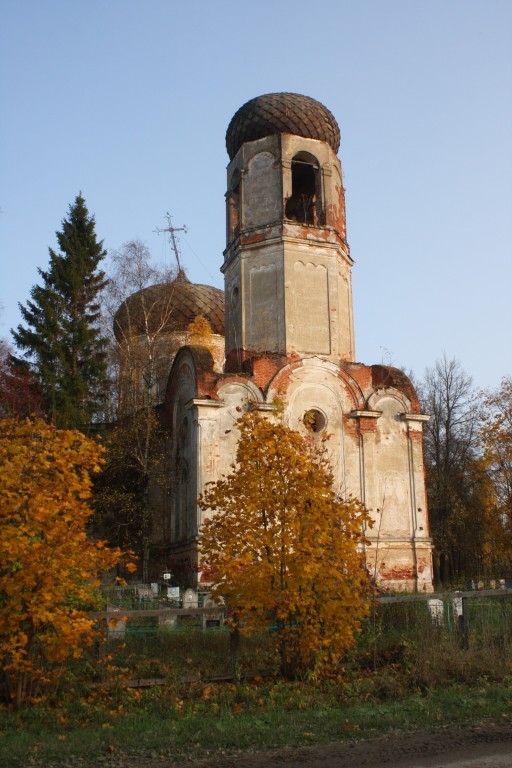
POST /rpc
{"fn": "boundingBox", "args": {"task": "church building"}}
[122,93,434,592]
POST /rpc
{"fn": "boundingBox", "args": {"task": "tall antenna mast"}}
[155,213,187,272]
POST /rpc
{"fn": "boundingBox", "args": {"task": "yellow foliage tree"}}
[480,377,512,572]
[187,314,217,360]
[0,419,126,706]
[187,314,213,344]
[199,410,371,679]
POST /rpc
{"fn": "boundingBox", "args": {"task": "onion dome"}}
[226,92,340,160]
[114,274,224,341]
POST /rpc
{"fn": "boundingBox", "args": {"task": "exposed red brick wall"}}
[240,230,268,246]
[327,180,346,239]
[164,346,222,429]
[342,362,373,396]
[357,416,380,434]
[282,222,346,247]
[343,414,359,440]
[185,345,220,398]
[379,564,417,581]
[370,365,421,412]
[252,355,289,389]
[224,349,305,396]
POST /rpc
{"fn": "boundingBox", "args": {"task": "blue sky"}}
[1,0,511,390]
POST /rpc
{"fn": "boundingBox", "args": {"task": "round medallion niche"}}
[303,408,327,434]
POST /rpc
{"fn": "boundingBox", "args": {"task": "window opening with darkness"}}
[228,171,241,239]
[285,154,322,225]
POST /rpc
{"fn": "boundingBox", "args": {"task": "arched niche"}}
[244,151,279,228]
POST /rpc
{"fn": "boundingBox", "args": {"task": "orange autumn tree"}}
[199,410,371,679]
[479,377,512,572]
[0,418,127,707]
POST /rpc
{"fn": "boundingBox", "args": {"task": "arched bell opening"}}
[227,168,241,241]
[285,152,323,225]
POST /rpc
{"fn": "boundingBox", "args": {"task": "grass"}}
[1,596,511,767]
[0,679,511,767]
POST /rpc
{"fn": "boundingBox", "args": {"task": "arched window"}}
[285,152,322,225]
[228,168,241,240]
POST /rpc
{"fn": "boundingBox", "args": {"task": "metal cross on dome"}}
[155,212,187,272]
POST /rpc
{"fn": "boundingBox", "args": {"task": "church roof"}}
[226,92,340,160]
[114,278,224,340]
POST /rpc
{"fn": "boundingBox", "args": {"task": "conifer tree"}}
[12,195,108,428]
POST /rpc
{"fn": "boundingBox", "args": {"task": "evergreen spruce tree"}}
[12,195,108,429]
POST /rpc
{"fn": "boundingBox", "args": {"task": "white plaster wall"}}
[271,364,432,590]
[290,260,330,354]
[247,259,281,352]
[244,150,280,228]
[197,380,263,525]
[282,243,354,361]
[277,360,349,492]
[223,262,242,357]
[364,396,412,537]
[335,259,355,361]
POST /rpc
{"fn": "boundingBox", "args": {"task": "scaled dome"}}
[226,92,340,160]
[114,274,224,341]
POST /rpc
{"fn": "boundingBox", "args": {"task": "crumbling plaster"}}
[156,93,434,592]
[164,347,433,591]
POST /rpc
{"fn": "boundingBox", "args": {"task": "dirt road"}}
[113,724,512,768]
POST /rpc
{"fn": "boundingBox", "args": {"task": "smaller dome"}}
[114,280,224,341]
[226,92,340,160]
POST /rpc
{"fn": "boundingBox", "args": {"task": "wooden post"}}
[229,626,240,680]
[97,618,108,676]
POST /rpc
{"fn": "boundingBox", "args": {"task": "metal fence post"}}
[458,596,469,650]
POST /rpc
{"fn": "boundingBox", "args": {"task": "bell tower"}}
[222,93,355,363]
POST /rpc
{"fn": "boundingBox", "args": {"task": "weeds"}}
[1,678,511,767]
[1,596,511,766]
